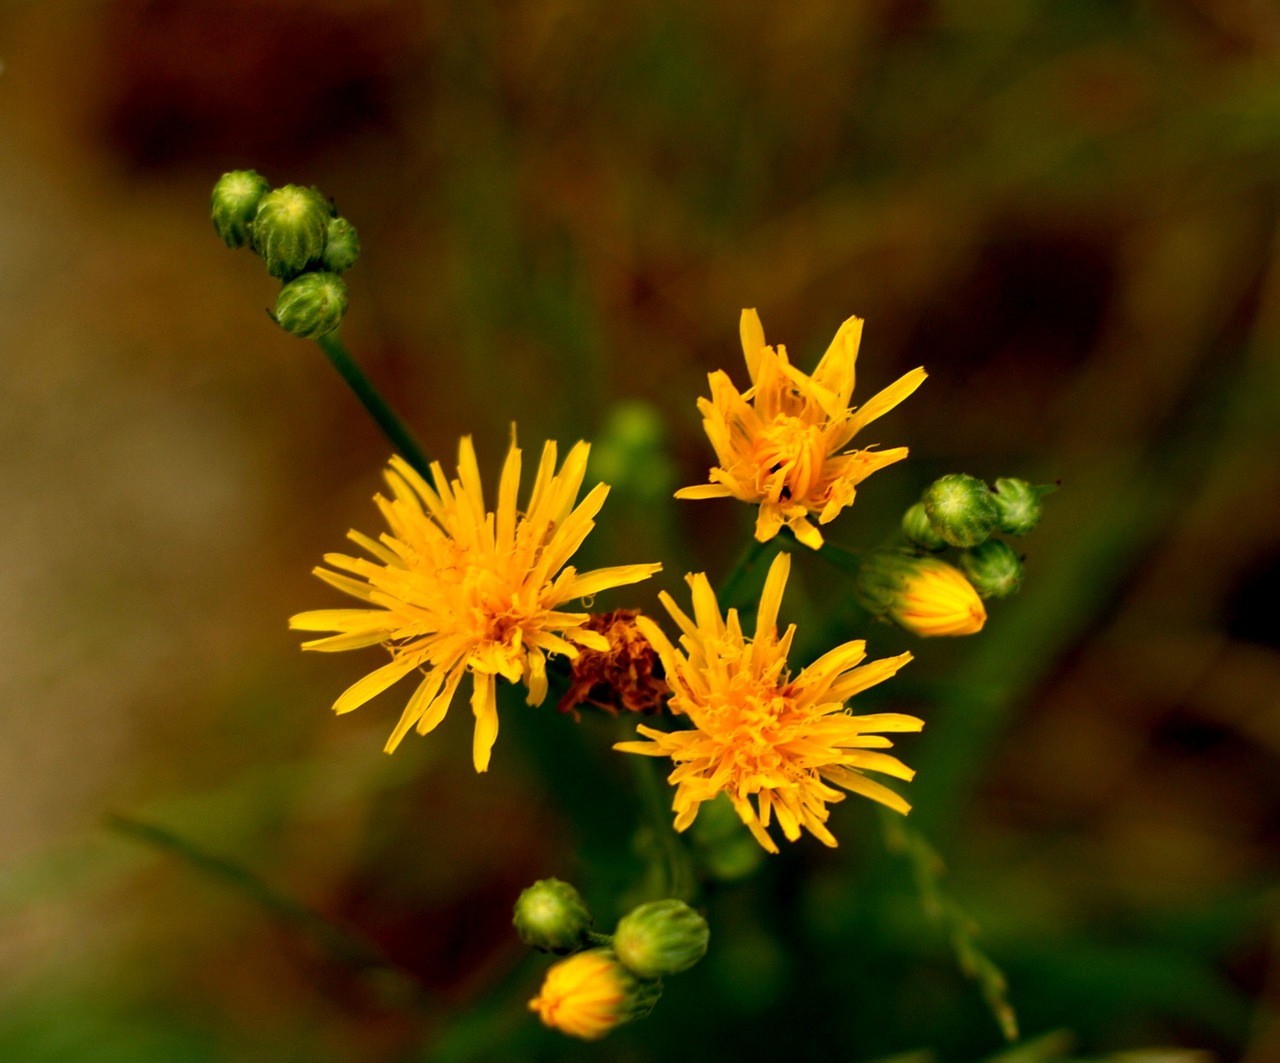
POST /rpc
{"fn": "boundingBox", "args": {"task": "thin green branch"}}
[107,813,417,990]
[718,536,777,610]
[620,723,696,902]
[315,333,433,478]
[814,539,863,578]
[881,810,1019,1042]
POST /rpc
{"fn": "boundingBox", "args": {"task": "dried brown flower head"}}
[557,610,669,718]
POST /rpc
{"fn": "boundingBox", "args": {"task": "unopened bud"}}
[589,401,676,504]
[614,900,710,979]
[960,540,1023,599]
[902,501,947,551]
[274,272,348,339]
[252,184,329,278]
[922,474,999,548]
[529,948,662,1040]
[210,169,269,250]
[322,216,361,273]
[513,878,594,954]
[992,477,1053,536]
[855,551,986,637]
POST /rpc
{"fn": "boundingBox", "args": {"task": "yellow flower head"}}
[528,949,648,1041]
[893,557,987,637]
[615,552,922,853]
[290,436,661,772]
[675,309,927,549]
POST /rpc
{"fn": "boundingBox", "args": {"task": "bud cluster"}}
[854,474,1055,637]
[515,878,710,1040]
[210,169,361,339]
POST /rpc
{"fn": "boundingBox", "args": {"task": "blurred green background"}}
[2,1,1278,1060]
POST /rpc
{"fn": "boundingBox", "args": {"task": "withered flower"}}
[557,610,669,718]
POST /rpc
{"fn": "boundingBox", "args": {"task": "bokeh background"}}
[2,2,1279,1060]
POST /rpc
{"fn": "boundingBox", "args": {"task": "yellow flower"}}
[894,558,987,637]
[855,552,987,637]
[615,552,922,853]
[290,436,661,772]
[528,949,654,1041]
[675,309,927,549]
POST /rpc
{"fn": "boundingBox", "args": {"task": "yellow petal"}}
[384,667,446,752]
[740,308,766,383]
[754,552,791,642]
[843,366,927,438]
[333,654,421,715]
[812,314,862,407]
[471,671,499,773]
[674,483,735,500]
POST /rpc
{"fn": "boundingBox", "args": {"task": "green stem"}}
[717,537,775,609]
[107,813,416,988]
[620,723,695,902]
[814,540,862,578]
[315,333,433,478]
[879,810,1019,1041]
[720,531,865,610]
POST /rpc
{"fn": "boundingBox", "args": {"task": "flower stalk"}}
[315,332,433,479]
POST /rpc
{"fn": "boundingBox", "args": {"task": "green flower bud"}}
[588,401,677,504]
[614,899,710,979]
[252,184,330,278]
[960,540,1023,599]
[273,272,348,339]
[901,501,947,551]
[513,878,594,954]
[210,169,269,250]
[992,477,1054,536]
[855,550,987,637]
[922,474,999,548]
[322,216,361,273]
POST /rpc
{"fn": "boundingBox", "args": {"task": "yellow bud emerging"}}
[855,552,986,637]
[528,949,661,1041]
[893,557,987,636]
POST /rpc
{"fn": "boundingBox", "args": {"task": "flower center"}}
[752,416,827,504]
[457,564,532,673]
[701,673,805,785]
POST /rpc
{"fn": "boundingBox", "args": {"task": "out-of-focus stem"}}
[718,537,774,609]
[315,333,432,478]
[620,723,695,902]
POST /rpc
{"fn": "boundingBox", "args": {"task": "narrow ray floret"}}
[615,553,922,853]
[676,309,927,549]
[290,435,662,772]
